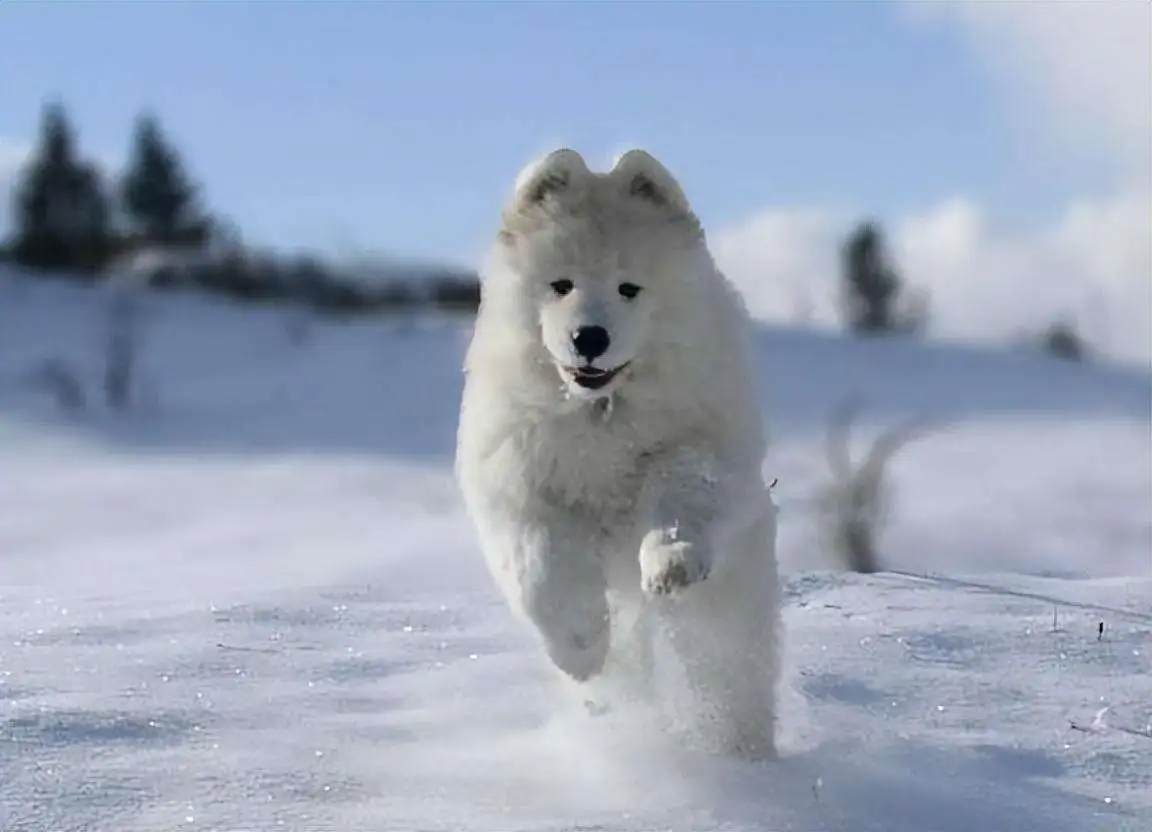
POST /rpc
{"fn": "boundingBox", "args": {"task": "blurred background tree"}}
[11,101,111,274]
[121,112,210,247]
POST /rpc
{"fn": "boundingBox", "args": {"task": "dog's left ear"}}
[610,150,691,215]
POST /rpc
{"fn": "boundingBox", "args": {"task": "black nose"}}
[572,325,610,361]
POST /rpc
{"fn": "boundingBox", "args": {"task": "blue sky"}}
[0,1,1111,266]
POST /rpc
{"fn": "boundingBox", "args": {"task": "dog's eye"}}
[550,279,574,297]
[618,282,643,300]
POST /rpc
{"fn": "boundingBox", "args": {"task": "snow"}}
[1,270,1149,831]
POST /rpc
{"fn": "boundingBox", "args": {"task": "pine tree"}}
[11,101,111,273]
[840,220,901,335]
[120,112,204,244]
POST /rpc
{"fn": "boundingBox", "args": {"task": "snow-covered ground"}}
[1,272,1149,831]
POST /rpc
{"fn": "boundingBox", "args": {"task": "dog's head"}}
[489,148,704,400]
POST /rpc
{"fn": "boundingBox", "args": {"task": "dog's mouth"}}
[563,362,631,391]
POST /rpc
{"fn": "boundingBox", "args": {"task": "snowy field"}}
[1,273,1149,831]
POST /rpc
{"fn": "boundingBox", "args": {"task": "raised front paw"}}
[640,534,710,597]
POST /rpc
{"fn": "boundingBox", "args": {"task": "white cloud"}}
[908,0,1151,180]
[714,194,1152,365]
[712,208,845,327]
[893,192,1151,361]
[714,1,1152,367]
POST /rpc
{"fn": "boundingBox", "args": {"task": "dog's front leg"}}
[481,510,610,682]
[637,448,734,597]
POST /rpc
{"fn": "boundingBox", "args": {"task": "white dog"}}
[455,148,781,759]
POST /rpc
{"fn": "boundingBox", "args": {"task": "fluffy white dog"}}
[455,148,781,759]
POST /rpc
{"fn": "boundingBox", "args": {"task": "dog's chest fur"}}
[518,396,656,520]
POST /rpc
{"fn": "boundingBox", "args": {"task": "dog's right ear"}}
[506,148,589,215]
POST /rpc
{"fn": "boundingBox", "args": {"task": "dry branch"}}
[818,396,938,573]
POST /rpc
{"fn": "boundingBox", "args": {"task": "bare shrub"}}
[1040,320,1088,363]
[817,397,936,573]
[103,289,145,411]
[25,357,86,413]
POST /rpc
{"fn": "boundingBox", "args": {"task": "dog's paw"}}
[640,537,709,597]
[537,614,610,682]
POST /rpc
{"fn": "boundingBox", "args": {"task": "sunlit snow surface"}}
[1,274,1149,831]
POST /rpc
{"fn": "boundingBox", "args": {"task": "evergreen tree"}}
[120,112,204,244]
[1041,319,1088,362]
[840,220,901,335]
[11,101,111,273]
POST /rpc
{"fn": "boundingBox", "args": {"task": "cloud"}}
[714,193,1152,365]
[907,0,1151,180]
[893,192,1150,361]
[712,209,844,326]
[714,2,1152,367]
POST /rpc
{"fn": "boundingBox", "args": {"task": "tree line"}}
[0,102,1081,355]
[0,101,480,314]
[5,101,214,274]
[0,100,924,330]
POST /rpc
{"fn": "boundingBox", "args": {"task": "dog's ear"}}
[610,149,690,214]
[506,148,590,216]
